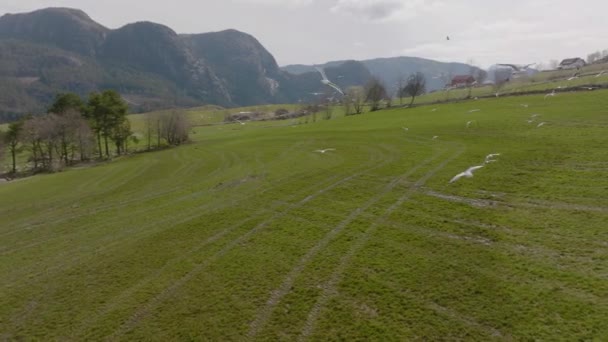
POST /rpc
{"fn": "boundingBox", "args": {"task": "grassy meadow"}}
[1,90,607,340]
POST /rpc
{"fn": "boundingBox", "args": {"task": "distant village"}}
[448,55,606,89]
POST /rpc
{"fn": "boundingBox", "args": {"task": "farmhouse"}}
[450,75,475,87]
[558,58,586,70]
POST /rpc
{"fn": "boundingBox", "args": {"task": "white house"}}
[558,58,586,70]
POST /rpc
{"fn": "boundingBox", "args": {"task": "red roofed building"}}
[450,75,476,87]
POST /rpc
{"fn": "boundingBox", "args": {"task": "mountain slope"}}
[183,29,282,106]
[0,8,108,56]
[282,57,481,93]
[0,7,479,121]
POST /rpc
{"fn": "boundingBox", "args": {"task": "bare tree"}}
[401,72,426,107]
[0,130,5,172]
[345,86,366,115]
[76,119,95,162]
[160,110,191,146]
[493,78,508,97]
[4,120,23,173]
[144,112,155,151]
[342,94,353,116]
[365,78,388,112]
[396,74,407,105]
[549,59,559,70]
[22,114,62,171]
[112,120,133,155]
[587,51,602,64]
[385,90,393,109]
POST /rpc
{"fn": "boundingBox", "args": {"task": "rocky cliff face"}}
[0,7,475,120]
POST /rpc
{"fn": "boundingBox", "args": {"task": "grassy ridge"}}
[0,90,607,340]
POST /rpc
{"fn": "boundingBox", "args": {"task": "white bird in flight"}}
[485,153,500,164]
[432,136,439,140]
[468,109,481,113]
[402,127,409,132]
[537,122,546,128]
[595,70,605,78]
[520,104,529,108]
[466,120,475,128]
[315,67,344,96]
[235,119,246,125]
[544,90,556,100]
[431,108,438,112]
[567,76,578,81]
[449,165,485,183]
[314,148,336,154]
[530,114,541,119]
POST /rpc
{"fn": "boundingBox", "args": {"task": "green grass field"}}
[1,90,607,340]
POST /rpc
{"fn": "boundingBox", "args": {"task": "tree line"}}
[1,90,191,175]
[342,72,427,115]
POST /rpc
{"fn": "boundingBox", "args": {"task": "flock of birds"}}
[309,64,606,184]
[449,153,500,183]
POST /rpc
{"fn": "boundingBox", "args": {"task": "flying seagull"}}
[520,104,529,108]
[432,136,439,140]
[402,127,409,132]
[315,67,344,96]
[537,122,546,128]
[567,76,578,81]
[235,119,246,125]
[595,70,606,78]
[485,153,500,164]
[527,119,535,124]
[466,120,476,128]
[468,109,481,113]
[431,108,438,112]
[544,90,556,100]
[449,165,485,183]
[530,114,541,119]
[314,148,336,154]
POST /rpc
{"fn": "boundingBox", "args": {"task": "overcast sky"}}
[1,0,606,68]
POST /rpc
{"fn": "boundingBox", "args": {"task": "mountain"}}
[0,8,107,56]
[101,22,232,105]
[282,57,481,94]
[183,29,282,106]
[280,60,373,103]
[0,7,478,121]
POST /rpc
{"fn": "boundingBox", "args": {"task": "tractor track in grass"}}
[1,159,357,336]
[0,144,339,285]
[106,147,400,340]
[298,146,464,341]
[0,156,160,229]
[2,138,315,237]
[0,140,315,253]
[247,146,456,339]
[0,165,342,289]
[420,189,608,213]
[0,147,227,234]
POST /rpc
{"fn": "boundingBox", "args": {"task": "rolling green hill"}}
[1,90,607,340]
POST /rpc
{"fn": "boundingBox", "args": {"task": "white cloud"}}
[331,0,445,21]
